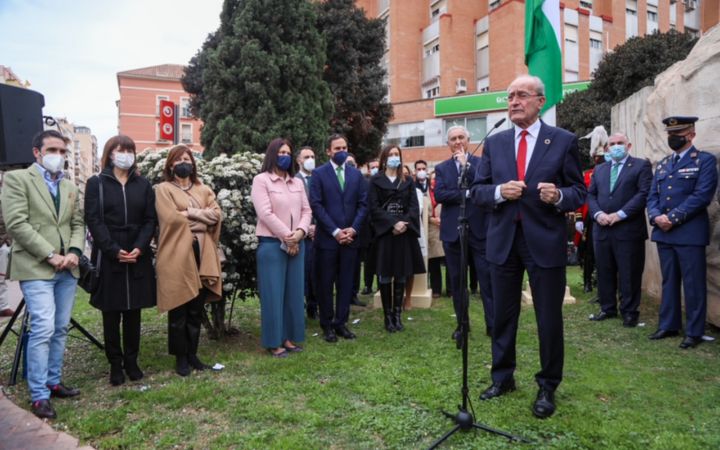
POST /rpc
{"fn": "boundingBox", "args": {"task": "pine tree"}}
[183,0,333,157]
[318,0,392,164]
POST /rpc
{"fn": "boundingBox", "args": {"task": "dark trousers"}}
[316,246,358,329]
[304,237,318,314]
[102,309,141,366]
[428,257,448,295]
[594,236,645,319]
[490,226,565,391]
[580,217,595,286]
[468,253,478,293]
[354,244,377,293]
[168,291,206,356]
[443,235,493,330]
[657,243,707,337]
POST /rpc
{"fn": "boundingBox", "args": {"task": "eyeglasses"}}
[507,91,543,101]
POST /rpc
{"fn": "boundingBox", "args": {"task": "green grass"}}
[1,266,719,449]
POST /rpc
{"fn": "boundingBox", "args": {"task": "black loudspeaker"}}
[0,84,45,168]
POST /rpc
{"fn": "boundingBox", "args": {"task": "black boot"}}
[110,363,125,386]
[188,354,210,371]
[122,310,144,381]
[380,283,395,332]
[176,355,191,377]
[393,281,405,331]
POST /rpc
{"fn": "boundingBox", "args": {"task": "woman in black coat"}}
[84,135,157,386]
[368,145,425,332]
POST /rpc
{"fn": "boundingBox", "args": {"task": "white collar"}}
[513,118,542,139]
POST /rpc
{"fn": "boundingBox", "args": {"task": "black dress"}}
[84,168,157,312]
[368,173,425,278]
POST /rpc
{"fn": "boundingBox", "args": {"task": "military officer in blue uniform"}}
[647,116,718,349]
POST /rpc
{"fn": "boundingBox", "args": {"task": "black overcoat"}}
[84,168,157,312]
[368,173,425,278]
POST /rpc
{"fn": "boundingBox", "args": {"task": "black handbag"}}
[78,177,104,294]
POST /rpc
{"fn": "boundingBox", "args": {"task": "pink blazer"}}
[251,171,311,238]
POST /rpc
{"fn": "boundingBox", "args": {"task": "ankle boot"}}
[175,355,191,377]
[188,354,210,370]
[380,283,395,332]
[110,363,125,386]
[124,358,144,381]
[393,281,405,331]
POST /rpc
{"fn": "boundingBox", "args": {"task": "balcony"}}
[423,21,439,45]
[423,52,440,84]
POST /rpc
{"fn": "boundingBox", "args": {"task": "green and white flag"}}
[525,0,562,123]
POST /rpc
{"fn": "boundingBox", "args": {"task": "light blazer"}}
[309,162,368,250]
[0,165,85,280]
[588,156,652,241]
[471,122,586,268]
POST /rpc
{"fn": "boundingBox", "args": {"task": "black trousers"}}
[168,291,206,356]
[428,257,449,295]
[304,237,318,312]
[354,244,377,293]
[594,236,645,319]
[102,309,141,366]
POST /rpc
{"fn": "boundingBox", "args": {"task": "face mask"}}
[302,158,315,172]
[603,153,612,163]
[609,145,627,162]
[113,152,135,170]
[370,167,379,176]
[173,162,193,179]
[42,153,65,174]
[668,135,687,151]
[332,151,348,165]
[346,160,356,168]
[416,170,427,180]
[387,156,401,169]
[277,155,291,171]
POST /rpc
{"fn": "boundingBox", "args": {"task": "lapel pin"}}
[544,139,551,145]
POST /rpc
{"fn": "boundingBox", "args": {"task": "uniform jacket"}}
[647,146,718,246]
[470,122,586,268]
[84,169,157,312]
[1,165,85,280]
[308,162,368,250]
[588,156,653,241]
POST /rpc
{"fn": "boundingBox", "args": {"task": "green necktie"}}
[610,163,619,191]
[336,166,345,191]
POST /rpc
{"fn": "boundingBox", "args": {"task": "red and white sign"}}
[159,100,175,141]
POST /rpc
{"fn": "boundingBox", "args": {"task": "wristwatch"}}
[47,252,55,260]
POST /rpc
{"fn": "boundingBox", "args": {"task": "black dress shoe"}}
[307,309,318,320]
[648,329,680,340]
[110,364,125,386]
[451,327,461,341]
[188,354,210,370]
[175,355,191,377]
[622,317,639,328]
[479,379,516,400]
[532,388,556,418]
[350,296,367,307]
[124,361,144,381]
[323,327,338,343]
[679,336,702,349]
[335,325,356,340]
[48,383,80,398]
[583,282,592,293]
[31,399,57,419]
[589,311,617,321]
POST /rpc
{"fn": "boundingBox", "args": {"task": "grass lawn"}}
[1,266,719,449]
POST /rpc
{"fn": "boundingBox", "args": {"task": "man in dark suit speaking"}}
[470,75,586,418]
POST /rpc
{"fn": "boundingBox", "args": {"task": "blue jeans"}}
[20,270,78,401]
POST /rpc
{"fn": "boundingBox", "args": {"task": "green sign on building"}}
[434,81,590,117]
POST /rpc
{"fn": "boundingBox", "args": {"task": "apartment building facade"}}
[355,0,719,164]
[116,64,204,153]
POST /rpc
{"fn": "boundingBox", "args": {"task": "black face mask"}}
[668,135,688,151]
[173,162,193,179]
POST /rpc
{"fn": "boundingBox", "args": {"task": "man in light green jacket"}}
[1,129,85,419]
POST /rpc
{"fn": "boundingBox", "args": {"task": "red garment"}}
[573,167,594,246]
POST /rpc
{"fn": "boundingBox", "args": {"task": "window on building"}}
[565,70,579,82]
[385,122,425,148]
[580,1,593,9]
[589,30,604,74]
[489,0,501,10]
[425,86,440,99]
[156,95,169,115]
[181,124,192,144]
[431,0,446,22]
[589,38,601,49]
[180,97,191,118]
[443,117,487,143]
[378,0,389,14]
[626,1,638,38]
[476,31,489,87]
[564,24,579,73]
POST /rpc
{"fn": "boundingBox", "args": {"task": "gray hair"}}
[446,125,470,142]
[508,75,545,97]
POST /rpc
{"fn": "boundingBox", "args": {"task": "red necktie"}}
[517,130,528,181]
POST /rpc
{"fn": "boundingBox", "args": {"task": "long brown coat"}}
[155,181,222,313]
[428,203,444,259]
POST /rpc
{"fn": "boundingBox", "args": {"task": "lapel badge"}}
[544,139,551,145]
[691,152,698,158]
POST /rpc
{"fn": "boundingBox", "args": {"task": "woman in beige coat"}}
[155,145,222,376]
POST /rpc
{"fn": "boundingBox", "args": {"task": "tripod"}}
[0,298,104,386]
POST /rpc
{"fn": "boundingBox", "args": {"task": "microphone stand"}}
[428,118,528,448]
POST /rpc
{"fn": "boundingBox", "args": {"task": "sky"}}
[0,0,223,147]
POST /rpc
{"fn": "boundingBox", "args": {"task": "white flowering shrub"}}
[137,149,263,300]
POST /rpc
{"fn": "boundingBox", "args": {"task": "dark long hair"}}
[261,138,295,176]
[162,144,199,184]
[100,135,136,170]
[378,144,406,182]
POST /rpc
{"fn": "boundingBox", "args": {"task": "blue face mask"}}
[609,144,627,161]
[387,156,401,169]
[277,155,292,171]
[332,151,348,165]
[603,153,612,163]
[370,167,379,176]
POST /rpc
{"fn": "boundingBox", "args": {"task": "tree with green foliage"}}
[558,30,697,167]
[317,0,392,164]
[182,0,333,157]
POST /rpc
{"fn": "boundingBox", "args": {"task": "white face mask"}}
[370,167,379,176]
[42,153,65,174]
[416,170,427,180]
[303,158,315,172]
[113,152,135,170]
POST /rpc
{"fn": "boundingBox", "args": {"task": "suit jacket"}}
[0,165,85,280]
[647,146,718,246]
[433,154,489,243]
[309,162,368,250]
[588,156,652,241]
[471,122,586,268]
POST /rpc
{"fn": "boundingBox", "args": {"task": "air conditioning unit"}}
[455,78,467,93]
[683,0,697,10]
